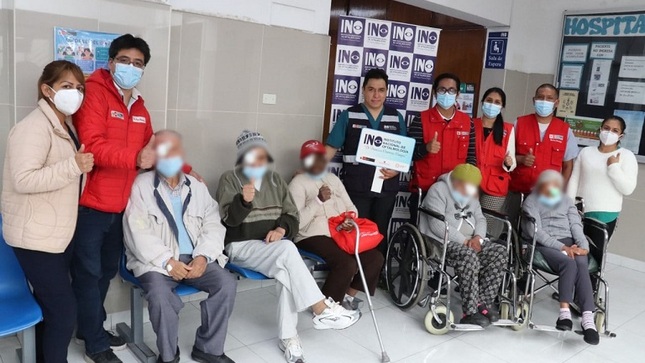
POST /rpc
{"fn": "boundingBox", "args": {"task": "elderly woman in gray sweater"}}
[521,170,599,345]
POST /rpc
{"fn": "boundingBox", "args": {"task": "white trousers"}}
[225,239,325,339]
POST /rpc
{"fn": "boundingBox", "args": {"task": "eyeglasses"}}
[114,56,145,69]
[435,87,458,95]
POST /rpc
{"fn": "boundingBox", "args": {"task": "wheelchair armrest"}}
[521,210,536,223]
[481,208,509,221]
[419,207,444,221]
[583,217,608,231]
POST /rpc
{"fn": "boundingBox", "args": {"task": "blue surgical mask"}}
[534,100,555,117]
[243,165,268,181]
[156,156,183,178]
[537,194,562,208]
[451,190,470,207]
[436,93,457,110]
[481,102,502,119]
[307,171,327,181]
[113,63,143,90]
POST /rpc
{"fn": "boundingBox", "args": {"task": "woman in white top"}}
[567,115,638,257]
[288,140,384,310]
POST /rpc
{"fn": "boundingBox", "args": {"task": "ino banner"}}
[330,16,441,232]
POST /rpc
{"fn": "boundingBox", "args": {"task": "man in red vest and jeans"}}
[70,34,198,363]
[408,73,477,223]
[510,84,578,195]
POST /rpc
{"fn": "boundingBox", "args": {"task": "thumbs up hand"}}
[504,150,514,168]
[74,144,94,173]
[426,131,441,154]
[607,152,620,166]
[523,148,536,167]
[242,178,256,203]
[137,135,156,169]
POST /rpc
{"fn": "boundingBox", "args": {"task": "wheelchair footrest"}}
[492,319,517,327]
[451,323,484,331]
[529,324,563,333]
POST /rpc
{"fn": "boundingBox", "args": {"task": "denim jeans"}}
[71,206,123,355]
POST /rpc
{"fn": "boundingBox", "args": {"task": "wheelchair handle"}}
[418,207,445,221]
[481,208,509,221]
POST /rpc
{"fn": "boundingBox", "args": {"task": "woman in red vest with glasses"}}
[474,87,516,212]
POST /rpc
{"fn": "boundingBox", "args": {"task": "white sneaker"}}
[312,298,361,330]
[278,336,306,363]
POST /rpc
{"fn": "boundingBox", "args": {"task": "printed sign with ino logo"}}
[335,45,363,75]
[407,82,432,112]
[328,104,348,130]
[398,171,411,192]
[404,110,420,128]
[389,218,409,239]
[356,128,415,173]
[338,17,365,46]
[362,48,388,75]
[332,75,361,105]
[411,54,435,83]
[415,28,440,56]
[364,19,391,49]
[385,80,409,109]
[389,22,416,52]
[387,51,412,81]
[392,191,412,219]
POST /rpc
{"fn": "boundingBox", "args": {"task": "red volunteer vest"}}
[411,106,471,192]
[509,114,569,194]
[474,119,513,197]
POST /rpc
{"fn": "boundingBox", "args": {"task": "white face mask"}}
[599,130,620,146]
[49,86,84,116]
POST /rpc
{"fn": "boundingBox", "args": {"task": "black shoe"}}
[157,347,180,363]
[582,327,600,345]
[460,312,491,328]
[77,330,127,351]
[478,304,500,323]
[191,346,236,363]
[84,350,122,363]
[556,317,573,331]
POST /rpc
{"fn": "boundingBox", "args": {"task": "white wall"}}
[396,0,513,27]
[167,0,331,34]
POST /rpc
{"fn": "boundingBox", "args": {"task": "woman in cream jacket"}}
[1,60,93,363]
[288,140,384,310]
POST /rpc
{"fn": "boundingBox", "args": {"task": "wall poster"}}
[54,27,119,76]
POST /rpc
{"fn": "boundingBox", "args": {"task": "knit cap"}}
[235,129,273,164]
[451,163,482,186]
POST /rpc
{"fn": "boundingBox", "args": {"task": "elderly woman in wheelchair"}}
[418,164,508,328]
[521,170,600,345]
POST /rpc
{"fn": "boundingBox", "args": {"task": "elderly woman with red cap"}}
[289,140,385,311]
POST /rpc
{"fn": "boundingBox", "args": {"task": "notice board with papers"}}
[556,10,645,161]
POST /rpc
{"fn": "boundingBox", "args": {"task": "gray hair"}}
[536,169,564,188]
[154,129,183,140]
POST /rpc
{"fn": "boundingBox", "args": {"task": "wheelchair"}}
[384,189,521,335]
[509,198,616,338]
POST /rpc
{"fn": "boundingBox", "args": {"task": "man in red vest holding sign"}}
[510,84,578,194]
[408,73,477,222]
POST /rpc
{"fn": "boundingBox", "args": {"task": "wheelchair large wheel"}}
[385,223,427,310]
[511,301,530,331]
[424,305,453,335]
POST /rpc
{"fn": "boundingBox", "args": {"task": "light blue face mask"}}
[243,165,268,181]
[113,63,143,90]
[451,190,470,207]
[307,171,327,181]
[534,100,555,117]
[537,186,563,208]
[481,102,502,119]
[436,93,457,110]
[156,156,183,178]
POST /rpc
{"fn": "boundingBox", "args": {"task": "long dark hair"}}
[481,87,506,146]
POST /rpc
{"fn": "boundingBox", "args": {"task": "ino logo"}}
[387,84,407,99]
[390,55,411,70]
[364,51,387,67]
[414,58,434,73]
[367,23,389,37]
[338,49,361,64]
[335,79,359,94]
[341,19,363,34]
[364,134,383,147]
[392,24,414,41]
[418,29,438,44]
[411,86,430,101]
[395,194,411,208]
[331,108,343,122]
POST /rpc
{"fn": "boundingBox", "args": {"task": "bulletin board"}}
[556,10,645,161]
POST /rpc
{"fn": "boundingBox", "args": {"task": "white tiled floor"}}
[2,263,645,363]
